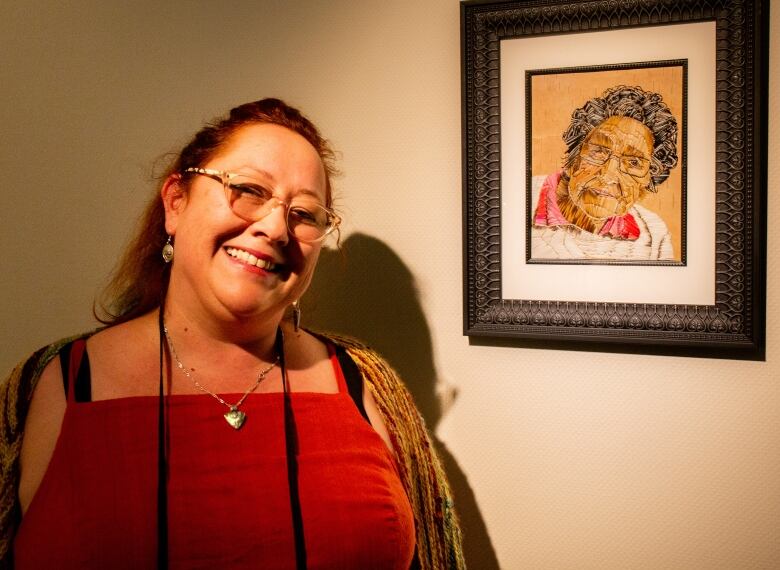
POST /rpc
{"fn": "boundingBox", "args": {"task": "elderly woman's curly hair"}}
[562,85,678,191]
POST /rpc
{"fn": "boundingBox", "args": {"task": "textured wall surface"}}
[1,1,777,568]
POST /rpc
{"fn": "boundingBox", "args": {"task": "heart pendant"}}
[224,408,247,430]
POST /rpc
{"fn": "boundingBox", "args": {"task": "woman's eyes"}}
[229,180,324,225]
[230,183,272,199]
[288,207,319,224]
[585,145,610,159]
[625,157,642,168]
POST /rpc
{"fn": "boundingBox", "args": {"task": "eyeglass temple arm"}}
[184,167,233,184]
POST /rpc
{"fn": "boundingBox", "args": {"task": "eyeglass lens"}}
[224,177,334,242]
[581,143,650,177]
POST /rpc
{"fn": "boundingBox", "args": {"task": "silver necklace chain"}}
[163,324,279,429]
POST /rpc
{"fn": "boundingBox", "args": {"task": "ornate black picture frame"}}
[461,0,769,359]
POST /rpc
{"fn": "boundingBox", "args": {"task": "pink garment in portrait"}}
[533,171,640,241]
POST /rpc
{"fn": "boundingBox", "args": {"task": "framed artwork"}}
[527,60,687,266]
[461,0,769,359]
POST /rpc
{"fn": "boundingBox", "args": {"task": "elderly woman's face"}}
[164,123,328,323]
[564,115,654,222]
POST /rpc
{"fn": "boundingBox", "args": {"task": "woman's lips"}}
[224,246,279,271]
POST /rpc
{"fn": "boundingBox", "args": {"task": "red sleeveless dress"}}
[14,340,415,569]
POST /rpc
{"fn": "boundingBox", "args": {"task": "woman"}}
[0,99,464,569]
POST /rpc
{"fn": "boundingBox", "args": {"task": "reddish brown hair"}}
[95,98,338,324]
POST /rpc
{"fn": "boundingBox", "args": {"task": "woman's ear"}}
[161,174,187,235]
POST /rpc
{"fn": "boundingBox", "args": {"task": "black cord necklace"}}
[156,307,168,569]
[279,326,307,569]
[156,315,306,569]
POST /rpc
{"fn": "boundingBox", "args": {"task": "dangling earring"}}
[292,300,301,332]
[162,236,174,263]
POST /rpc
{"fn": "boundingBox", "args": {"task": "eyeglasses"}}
[579,142,651,178]
[184,167,341,243]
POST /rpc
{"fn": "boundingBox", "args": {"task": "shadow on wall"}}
[304,232,499,570]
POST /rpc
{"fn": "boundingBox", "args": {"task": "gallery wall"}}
[2,1,777,567]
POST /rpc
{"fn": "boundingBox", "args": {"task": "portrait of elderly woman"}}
[531,84,681,262]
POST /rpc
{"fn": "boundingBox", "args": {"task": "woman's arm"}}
[18,357,67,515]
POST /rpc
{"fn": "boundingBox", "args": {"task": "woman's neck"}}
[159,300,282,373]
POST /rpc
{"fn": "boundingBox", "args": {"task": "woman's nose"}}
[604,154,622,174]
[250,198,289,244]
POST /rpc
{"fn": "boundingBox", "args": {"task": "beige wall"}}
[1,1,777,568]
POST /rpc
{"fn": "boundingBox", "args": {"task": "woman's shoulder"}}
[307,331,404,385]
[307,329,419,419]
[3,314,156,398]
[310,330,388,364]
[4,330,99,389]
[86,313,158,361]
[0,330,99,476]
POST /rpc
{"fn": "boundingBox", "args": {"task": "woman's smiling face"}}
[162,122,328,325]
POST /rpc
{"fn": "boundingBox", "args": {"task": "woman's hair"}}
[95,98,338,325]
[562,85,678,190]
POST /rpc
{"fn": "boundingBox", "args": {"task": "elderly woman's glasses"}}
[184,167,341,243]
[579,142,651,178]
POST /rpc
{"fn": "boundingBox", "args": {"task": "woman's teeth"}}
[225,247,276,271]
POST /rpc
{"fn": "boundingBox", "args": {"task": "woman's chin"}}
[206,287,274,320]
[225,301,279,322]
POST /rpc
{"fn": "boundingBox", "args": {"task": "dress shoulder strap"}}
[333,345,369,424]
[58,339,91,403]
